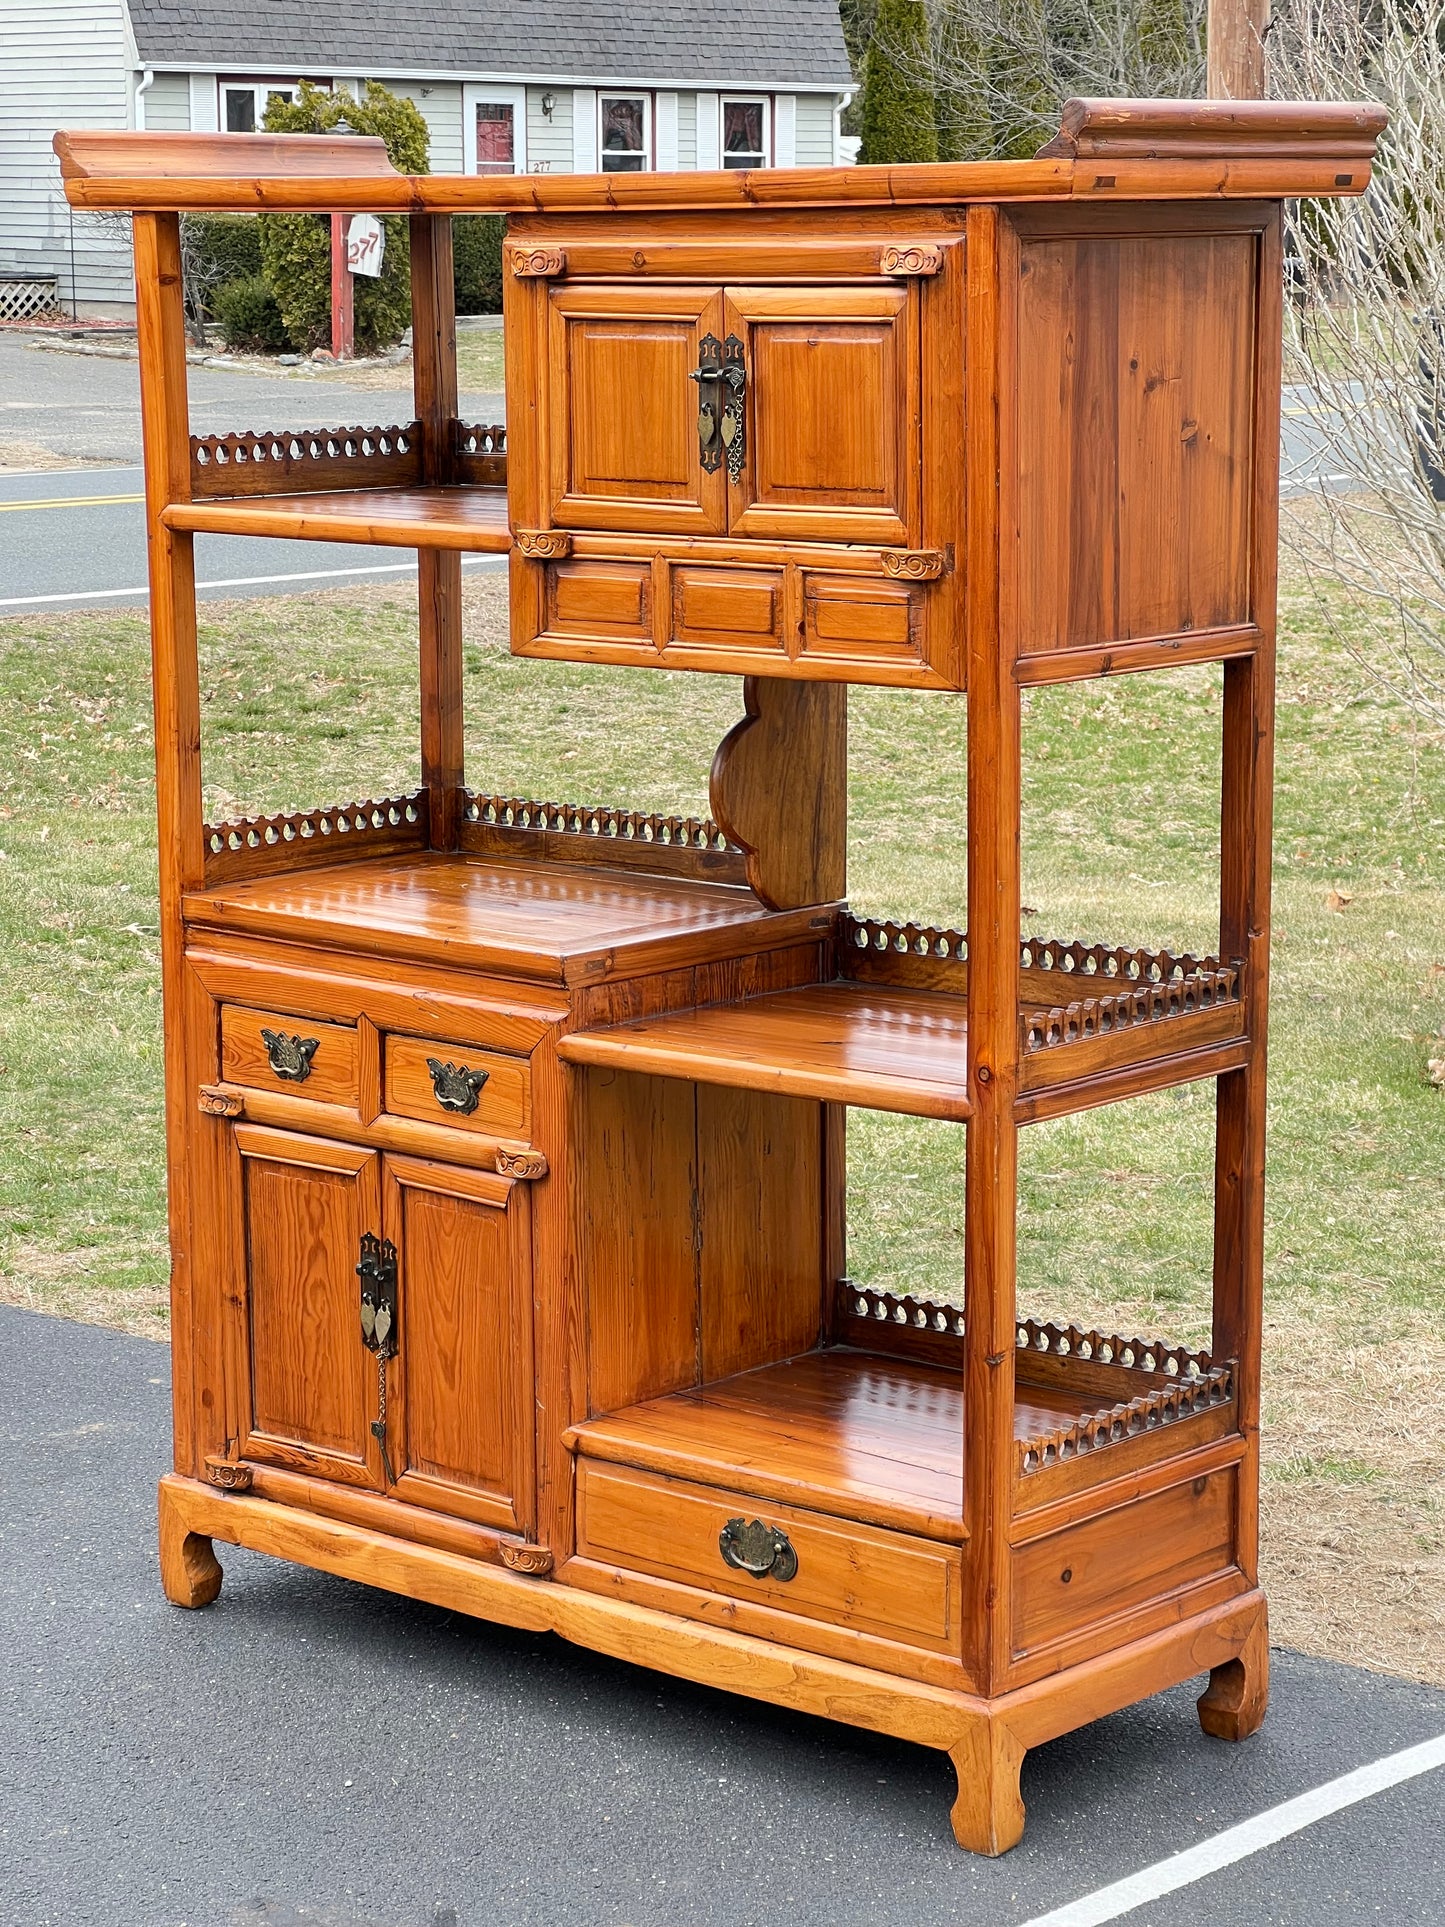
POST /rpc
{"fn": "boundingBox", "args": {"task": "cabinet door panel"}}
[725,286,919,545]
[386,1156,535,1534]
[234,1124,381,1489]
[548,285,727,535]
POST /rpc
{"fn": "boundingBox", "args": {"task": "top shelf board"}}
[164,485,511,553]
[54,101,1386,214]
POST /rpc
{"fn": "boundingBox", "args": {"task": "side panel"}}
[1009,207,1261,661]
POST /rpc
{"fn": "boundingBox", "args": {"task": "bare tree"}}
[1269,0,1445,731]
[898,0,1205,159]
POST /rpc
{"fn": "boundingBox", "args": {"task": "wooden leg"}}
[948,1718,1027,1856]
[158,1478,223,1608]
[1197,1600,1269,1741]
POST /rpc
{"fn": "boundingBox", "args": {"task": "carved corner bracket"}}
[198,1084,244,1119]
[511,246,567,279]
[496,1144,549,1181]
[514,528,572,560]
[880,243,944,277]
[881,548,946,581]
[500,1542,555,1577]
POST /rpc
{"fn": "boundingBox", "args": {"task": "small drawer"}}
[577,1459,960,1652]
[220,1005,359,1106]
[384,1033,531,1137]
[667,565,785,657]
[799,572,925,669]
[545,559,653,643]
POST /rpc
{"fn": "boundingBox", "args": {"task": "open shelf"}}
[164,484,511,551]
[561,978,971,1119]
[569,1296,1236,1544]
[183,848,829,985]
[560,918,1248,1122]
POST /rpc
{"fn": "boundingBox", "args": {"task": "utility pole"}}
[1208,0,1269,99]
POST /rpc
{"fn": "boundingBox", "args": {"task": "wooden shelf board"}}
[572,1349,1109,1544]
[560,980,973,1120]
[164,484,511,551]
[182,850,830,985]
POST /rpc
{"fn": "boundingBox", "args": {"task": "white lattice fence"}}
[0,278,60,321]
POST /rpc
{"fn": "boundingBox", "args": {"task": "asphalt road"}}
[0,336,506,612]
[3,1303,1442,1927]
[0,334,1371,617]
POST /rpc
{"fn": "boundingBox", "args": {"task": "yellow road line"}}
[0,492,144,512]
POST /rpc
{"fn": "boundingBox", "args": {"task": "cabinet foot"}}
[159,1479,223,1608]
[948,1719,1026,1856]
[1197,1601,1269,1741]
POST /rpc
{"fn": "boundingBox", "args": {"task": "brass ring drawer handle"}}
[426,1057,490,1115]
[719,1516,798,1582]
[260,1028,319,1083]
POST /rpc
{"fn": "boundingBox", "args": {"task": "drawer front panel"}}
[1012,1466,1238,1656]
[385,1033,531,1138]
[800,573,923,668]
[668,565,785,657]
[577,1459,959,1651]
[547,559,652,643]
[221,1004,360,1107]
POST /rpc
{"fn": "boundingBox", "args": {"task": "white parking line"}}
[0,555,497,609]
[1018,1731,1445,1927]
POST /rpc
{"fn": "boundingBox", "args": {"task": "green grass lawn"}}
[2,558,1441,1679]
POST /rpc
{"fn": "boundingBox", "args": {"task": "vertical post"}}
[1207,0,1269,100]
[132,212,205,1474]
[1213,207,1282,1590]
[410,213,464,850]
[962,203,1020,1697]
[330,213,354,360]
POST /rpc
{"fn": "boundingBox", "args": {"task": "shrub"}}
[453,216,505,315]
[259,81,430,354]
[211,273,290,353]
[858,0,939,164]
[181,215,263,313]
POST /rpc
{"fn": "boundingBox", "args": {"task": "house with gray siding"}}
[2,0,853,313]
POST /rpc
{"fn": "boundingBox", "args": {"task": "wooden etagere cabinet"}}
[56,96,1384,1854]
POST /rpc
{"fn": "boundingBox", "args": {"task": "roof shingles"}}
[128,0,854,88]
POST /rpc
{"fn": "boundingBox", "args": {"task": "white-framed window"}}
[721,96,770,169]
[599,94,650,172]
[220,80,302,134]
[463,82,527,175]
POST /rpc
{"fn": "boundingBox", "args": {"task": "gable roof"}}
[127,0,855,90]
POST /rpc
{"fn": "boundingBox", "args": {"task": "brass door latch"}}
[692,333,746,478]
[357,1232,400,1485]
[691,332,724,471]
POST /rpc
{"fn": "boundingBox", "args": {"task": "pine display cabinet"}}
[56,98,1384,1854]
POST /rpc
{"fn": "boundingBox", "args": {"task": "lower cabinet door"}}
[384,1155,535,1535]
[229,1128,536,1531]
[232,1123,384,1489]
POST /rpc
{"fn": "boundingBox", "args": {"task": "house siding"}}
[142,70,190,130]
[676,91,697,170]
[526,85,572,175]
[794,91,836,165]
[388,81,465,174]
[0,0,136,307]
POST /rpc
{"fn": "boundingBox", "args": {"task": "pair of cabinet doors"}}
[223,1123,534,1537]
[544,282,923,547]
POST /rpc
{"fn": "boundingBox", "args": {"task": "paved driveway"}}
[3,1304,1442,1927]
[0,336,505,613]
